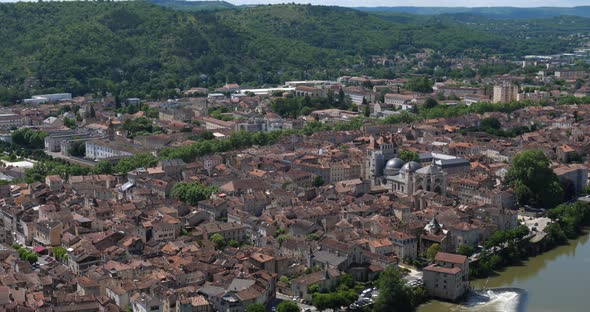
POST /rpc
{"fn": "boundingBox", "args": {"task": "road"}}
[45,151,97,167]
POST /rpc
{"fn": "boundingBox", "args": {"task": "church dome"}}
[385,158,405,169]
[400,161,421,173]
[383,158,405,176]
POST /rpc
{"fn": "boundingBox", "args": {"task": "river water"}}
[418,231,590,312]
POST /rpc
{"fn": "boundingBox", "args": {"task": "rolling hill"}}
[355,6,590,19]
[148,0,235,11]
[0,1,587,103]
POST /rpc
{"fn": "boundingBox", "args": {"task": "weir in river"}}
[419,230,590,312]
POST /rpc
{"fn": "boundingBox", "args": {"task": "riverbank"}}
[469,201,590,280]
[418,230,590,312]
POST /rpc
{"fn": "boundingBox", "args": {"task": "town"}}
[0,44,587,312]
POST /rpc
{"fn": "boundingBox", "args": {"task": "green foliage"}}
[381,111,420,125]
[544,222,568,246]
[457,244,475,257]
[277,300,299,312]
[308,283,320,294]
[93,160,114,174]
[480,117,501,130]
[159,130,285,162]
[468,117,537,138]
[506,149,564,208]
[67,141,86,157]
[399,150,419,162]
[171,182,217,206]
[423,97,438,109]
[115,153,158,173]
[210,233,226,250]
[547,202,590,242]
[279,275,289,283]
[122,117,164,138]
[313,290,357,311]
[470,225,531,278]
[199,131,215,141]
[25,158,91,183]
[373,265,428,312]
[0,2,585,104]
[25,253,38,264]
[312,176,325,187]
[209,107,237,121]
[52,246,68,261]
[244,303,265,312]
[270,93,352,118]
[11,129,48,149]
[426,243,440,260]
[12,244,39,264]
[363,105,371,117]
[483,225,530,249]
[63,117,77,129]
[405,76,433,93]
[419,100,547,120]
[558,95,590,105]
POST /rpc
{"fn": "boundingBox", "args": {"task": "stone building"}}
[423,252,469,301]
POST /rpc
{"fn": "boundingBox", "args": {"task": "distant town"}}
[0,35,589,312]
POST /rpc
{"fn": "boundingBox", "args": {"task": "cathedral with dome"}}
[384,159,447,196]
[366,134,447,197]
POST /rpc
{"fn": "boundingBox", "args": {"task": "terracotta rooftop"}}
[434,252,467,264]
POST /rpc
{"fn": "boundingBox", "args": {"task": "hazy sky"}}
[0,0,586,6]
[226,0,588,7]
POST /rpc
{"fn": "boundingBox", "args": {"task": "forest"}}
[0,1,588,103]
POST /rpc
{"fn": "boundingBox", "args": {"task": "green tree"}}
[210,233,226,250]
[89,105,96,118]
[406,76,433,93]
[426,243,440,260]
[94,160,114,174]
[423,97,438,109]
[457,244,475,257]
[277,301,299,312]
[52,246,68,261]
[312,175,325,187]
[245,303,265,312]
[25,253,38,264]
[171,182,217,206]
[122,117,163,138]
[363,105,370,117]
[480,117,501,131]
[11,129,48,149]
[373,265,427,312]
[200,131,215,140]
[67,141,86,157]
[115,153,158,173]
[63,117,76,129]
[505,149,564,207]
[399,150,419,162]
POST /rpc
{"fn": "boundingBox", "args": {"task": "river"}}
[418,231,590,312]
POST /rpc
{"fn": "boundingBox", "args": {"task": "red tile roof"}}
[434,252,467,264]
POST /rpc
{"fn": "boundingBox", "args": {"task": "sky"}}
[225,0,589,7]
[0,0,587,6]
